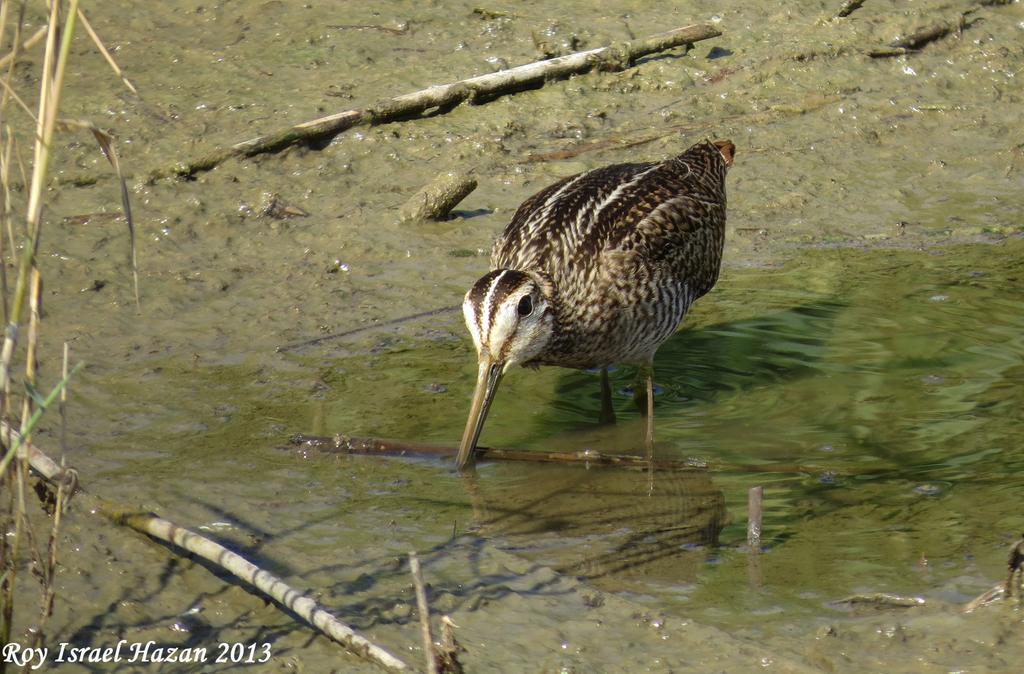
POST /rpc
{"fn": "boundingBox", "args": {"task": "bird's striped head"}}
[463,269,554,369]
[456,269,555,469]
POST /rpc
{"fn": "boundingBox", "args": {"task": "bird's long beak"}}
[455,356,503,470]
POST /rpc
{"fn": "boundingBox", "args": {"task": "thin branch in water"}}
[409,552,438,674]
[14,426,412,672]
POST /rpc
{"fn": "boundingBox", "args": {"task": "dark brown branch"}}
[153,24,722,181]
[290,433,861,477]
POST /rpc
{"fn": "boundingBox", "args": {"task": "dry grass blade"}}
[0,74,38,123]
[56,119,139,306]
[76,8,139,96]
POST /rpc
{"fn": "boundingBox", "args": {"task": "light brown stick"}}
[154,23,722,180]
[399,172,478,222]
[409,552,438,674]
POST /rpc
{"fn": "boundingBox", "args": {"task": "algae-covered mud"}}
[7,0,1024,671]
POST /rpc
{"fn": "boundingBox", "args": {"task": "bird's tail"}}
[713,139,735,168]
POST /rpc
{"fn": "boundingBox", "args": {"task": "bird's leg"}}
[599,367,616,425]
[639,362,656,494]
[643,365,655,459]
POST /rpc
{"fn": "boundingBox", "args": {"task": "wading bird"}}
[456,138,734,470]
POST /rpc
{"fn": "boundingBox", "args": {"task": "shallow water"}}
[8,0,1024,671]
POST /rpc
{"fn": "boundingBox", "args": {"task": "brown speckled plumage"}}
[456,138,734,469]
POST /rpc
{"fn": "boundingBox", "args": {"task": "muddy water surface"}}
[9,0,1024,671]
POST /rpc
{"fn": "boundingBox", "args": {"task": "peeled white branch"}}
[155,23,722,180]
[13,424,411,673]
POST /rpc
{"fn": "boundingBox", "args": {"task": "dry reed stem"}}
[11,424,412,673]
[76,8,139,96]
[1,0,80,392]
[0,76,38,123]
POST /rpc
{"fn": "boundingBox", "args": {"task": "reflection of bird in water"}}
[456,139,735,470]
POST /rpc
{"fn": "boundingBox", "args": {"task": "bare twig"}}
[14,425,412,673]
[276,305,459,353]
[154,23,722,180]
[409,552,438,674]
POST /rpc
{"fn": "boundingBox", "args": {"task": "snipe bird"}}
[456,138,735,470]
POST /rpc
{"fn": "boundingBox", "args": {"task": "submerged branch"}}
[154,23,722,180]
[293,432,709,470]
[290,433,854,478]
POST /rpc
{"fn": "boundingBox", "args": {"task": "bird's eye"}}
[517,295,533,317]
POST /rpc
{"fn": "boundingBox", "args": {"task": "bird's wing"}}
[492,140,729,296]
[490,161,659,272]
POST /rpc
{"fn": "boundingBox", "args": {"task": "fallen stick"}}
[153,23,722,180]
[399,172,478,222]
[14,424,412,673]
